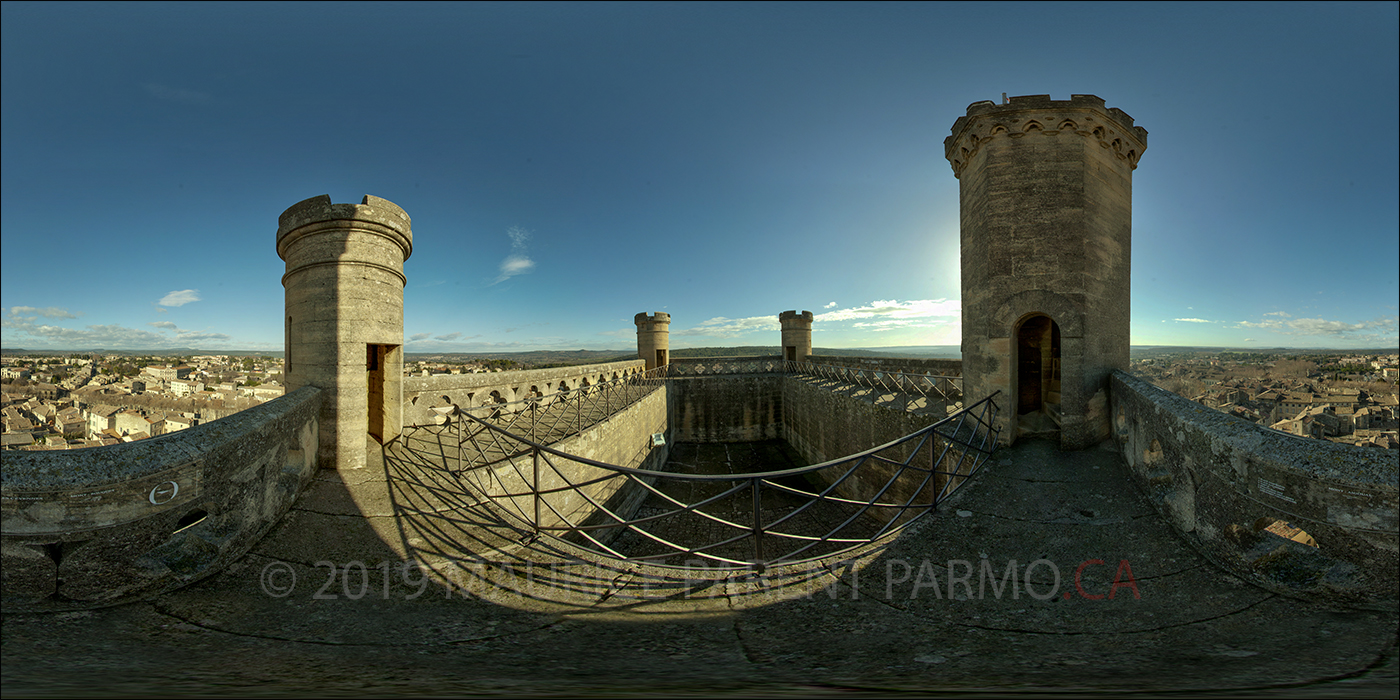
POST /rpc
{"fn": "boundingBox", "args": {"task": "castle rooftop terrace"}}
[3,437,1396,696]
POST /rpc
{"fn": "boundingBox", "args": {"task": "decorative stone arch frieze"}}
[944,94,1148,178]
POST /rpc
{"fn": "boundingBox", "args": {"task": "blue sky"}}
[3,2,1397,353]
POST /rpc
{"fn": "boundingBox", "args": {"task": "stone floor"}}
[3,436,1396,697]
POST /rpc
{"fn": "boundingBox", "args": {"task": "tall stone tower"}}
[945,95,1147,449]
[278,195,413,470]
[635,312,670,370]
[779,310,814,362]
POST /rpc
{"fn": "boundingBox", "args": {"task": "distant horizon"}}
[4,343,1397,357]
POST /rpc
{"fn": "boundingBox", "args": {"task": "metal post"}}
[532,446,541,534]
[750,478,764,570]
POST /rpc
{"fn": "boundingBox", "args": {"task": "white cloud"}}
[434,332,462,341]
[1263,311,1291,318]
[1234,314,1398,341]
[158,289,201,307]
[408,333,431,342]
[670,299,962,340]
[0,316,230,349]
[816,299,960,323]
[8,306,79,319]
[148,321,179,330]
[673,315,781,338]
[824,301,837,308]
[490,226,536,285]
[1173,318,1213,323]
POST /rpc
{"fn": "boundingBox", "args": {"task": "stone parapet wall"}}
[1,386,323,612]
[1110,371,1397,609]
[668,375,783,442]
[467,384,668,544]
[782,377,947,515]
[806,355,962,377]
[668,356,785,376]
[403,360,645,425]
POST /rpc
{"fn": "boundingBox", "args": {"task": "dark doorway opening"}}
[655,349,667,368]
[367,343,402,444]
[1016,315,1061,424]
[785,346,797,362]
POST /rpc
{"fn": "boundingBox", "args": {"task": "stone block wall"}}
[806,355,962,377]
[466,384,668,543]
[403,360,646,425]
[782,377,950,520]
[668,374,784,443]
[1,387,323,611]
[1111,371,1397,609]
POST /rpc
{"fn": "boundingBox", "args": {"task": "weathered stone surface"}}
[1111,370,1398,609]
[947,94,1146,449]
[1,387,323,611]
[278,194,411,470]
[779,310,813,362]
[635,312,670,370]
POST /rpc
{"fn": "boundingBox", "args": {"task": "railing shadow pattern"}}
[784,360,963,415]
[409,389,1000,572]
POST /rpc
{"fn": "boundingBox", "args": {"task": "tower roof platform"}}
[4,436,1395,696]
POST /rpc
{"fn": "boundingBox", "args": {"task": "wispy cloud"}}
[1,315,230,349]
[672,299,962,340]
[8,306,79,319]
[824,301,837,308]
[1173,318,1213,323]
[408,333,431,342]
[490,226,535,285]
[673,315,780,338]
[434,332,462,341]
[816,299,960,324]
[1234,314,1398,342]
[1263,311,1291,317]
[142,83,211,105]
[158,289,201,307]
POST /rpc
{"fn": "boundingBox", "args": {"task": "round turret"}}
[779,310,814,362]
[634,312,671,370]
[278,194,412,470]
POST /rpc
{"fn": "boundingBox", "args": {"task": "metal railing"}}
[664,356,786,376]
[786,360,963,414]
[413,366,669,443]
[416,391,1000,571]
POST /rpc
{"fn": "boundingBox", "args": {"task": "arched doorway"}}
[1016,314,1061,423]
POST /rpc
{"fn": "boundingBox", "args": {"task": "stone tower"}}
[635,312,670,370]
[945,95,1147,449]
[779,310,814,362]
[278,195,413,470]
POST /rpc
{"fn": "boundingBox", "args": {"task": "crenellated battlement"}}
[635,312,671,369]
[275,194,413,263]
[778,310,814,326]
[945,94,1148,178]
